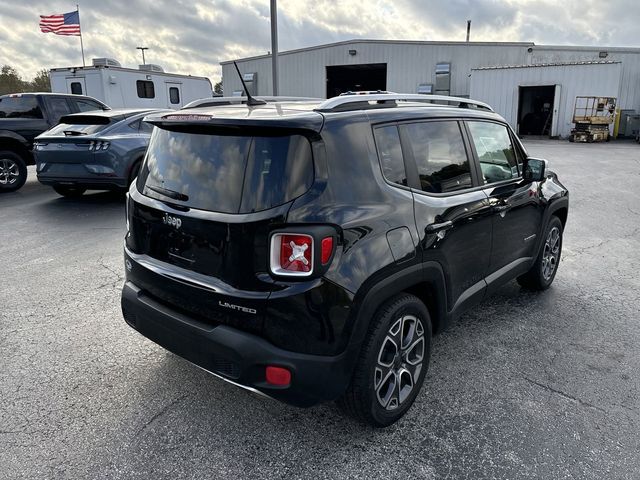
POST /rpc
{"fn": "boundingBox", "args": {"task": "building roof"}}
[472,60,622,71]
[220,39,535,64]
[222,39,640,65]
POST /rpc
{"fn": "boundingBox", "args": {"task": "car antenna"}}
[233,61,266,106]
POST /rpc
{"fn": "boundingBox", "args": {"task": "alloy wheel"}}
[541,226,560,280]
[0,158,20,185]
[374,314,425,410]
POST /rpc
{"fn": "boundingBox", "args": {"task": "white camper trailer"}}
[49,58,212,109]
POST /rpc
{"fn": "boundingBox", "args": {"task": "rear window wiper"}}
[146,184,189,201]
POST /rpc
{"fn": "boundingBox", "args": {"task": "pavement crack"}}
[523,377,607,413]
[135,394,189,437]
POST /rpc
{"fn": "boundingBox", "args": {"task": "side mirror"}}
[523,157,547,182]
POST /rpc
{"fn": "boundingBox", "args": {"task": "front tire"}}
[53,185,87,197]
[338,293,432,427]
[0,150,27,193]
[517,216,563,290]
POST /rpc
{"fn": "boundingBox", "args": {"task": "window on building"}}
[373,125,407,187]
[402,121,472,194]
[467,121,519,185]
[136,80,155,99]
[169,87,180,104]
[70,82,83,94]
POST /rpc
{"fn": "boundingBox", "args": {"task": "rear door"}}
[126,126,315,328]
[399,119,493,315]
[165,83,182,108]
[465,120,544,291]
[66,77,86,95]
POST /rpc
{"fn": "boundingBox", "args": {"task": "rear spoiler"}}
[143,111,324,134]
[59,114,123,125]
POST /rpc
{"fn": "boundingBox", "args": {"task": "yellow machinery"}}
[569,96,616,143]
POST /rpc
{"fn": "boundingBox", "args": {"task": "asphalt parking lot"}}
[1,140,639,479]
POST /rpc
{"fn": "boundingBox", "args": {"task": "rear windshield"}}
[45,120,114,136]
[138,128,314,213]
[0,96,43,119]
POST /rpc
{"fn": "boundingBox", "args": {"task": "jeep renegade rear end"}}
[121,94,568,426]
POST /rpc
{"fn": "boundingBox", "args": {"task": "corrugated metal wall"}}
[221,41,530,98]
[469,62,622,137]
[220,41,639,134]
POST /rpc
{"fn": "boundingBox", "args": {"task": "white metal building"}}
[221,40,640,137]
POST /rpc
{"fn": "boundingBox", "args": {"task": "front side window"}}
[0,96,43,119]
[402,121,472,193]
[467,121,519,184]
[373,125,407,186]
[74,99,103,112]
[136,80,155,99]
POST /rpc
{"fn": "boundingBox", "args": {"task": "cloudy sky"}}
[1,0,638,82]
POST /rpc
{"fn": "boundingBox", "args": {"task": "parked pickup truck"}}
[0,92,109,192]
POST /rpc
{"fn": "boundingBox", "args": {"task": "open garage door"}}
[326,63,387,98]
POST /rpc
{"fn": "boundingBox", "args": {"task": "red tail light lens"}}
[321,236,334,264]
[265,366,291,386]
[270,233,314,276]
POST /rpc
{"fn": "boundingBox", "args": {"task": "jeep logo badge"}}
[162,213,182,229]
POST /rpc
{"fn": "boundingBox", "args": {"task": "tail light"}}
[269,229,336,277]
[89,140,110,151]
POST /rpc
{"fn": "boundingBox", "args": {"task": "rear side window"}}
[402,121,472,193]
[136,80,155,99]
[46,98,72,124]
[0,96,43,119]
[139,129,314,213]
[373,125,407,186]
[467,121,519,184]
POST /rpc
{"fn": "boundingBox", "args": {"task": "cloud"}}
[0,0,638,83]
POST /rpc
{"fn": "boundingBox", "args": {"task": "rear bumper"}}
[38,174,127,190]
[121,281,355,407]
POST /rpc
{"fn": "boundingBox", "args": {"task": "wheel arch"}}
[350,261,448,349]
[0,135,33,165]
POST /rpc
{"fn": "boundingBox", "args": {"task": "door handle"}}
[426,220,453,233]
[492,204,509,213]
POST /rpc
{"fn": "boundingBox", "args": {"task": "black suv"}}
[0,93,108,192]
[121,94,569,426]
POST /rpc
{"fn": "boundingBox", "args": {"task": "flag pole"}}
[77,4,85,66]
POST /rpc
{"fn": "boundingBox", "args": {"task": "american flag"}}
[39,11,81,36]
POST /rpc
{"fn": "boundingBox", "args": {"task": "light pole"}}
[270,0,278,96]
[136,46,149,65]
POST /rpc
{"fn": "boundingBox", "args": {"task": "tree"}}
[29,69,51,92]
[0,65,26,95]
[214,80,223,95]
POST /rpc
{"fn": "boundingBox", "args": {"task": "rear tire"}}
[0,150,27,193]
[53,185,87,197]
[517,216,563,290]
[128,159,142,186]
[338,293,432,427]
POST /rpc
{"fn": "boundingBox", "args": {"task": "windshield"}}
[138,128,314,213]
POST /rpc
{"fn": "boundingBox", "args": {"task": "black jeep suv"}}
[121,94,568,426]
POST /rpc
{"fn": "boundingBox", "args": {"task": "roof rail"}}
[182,96,322,109]
[315,93,493,113]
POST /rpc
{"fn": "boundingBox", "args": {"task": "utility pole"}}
[136,46,149,65]
[270,0,279,96]
[466,20,471,42]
